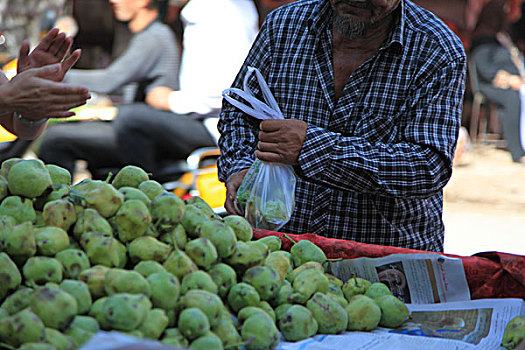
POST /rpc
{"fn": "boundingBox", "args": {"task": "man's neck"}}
[129,9,158,33]
[332,13,395,53]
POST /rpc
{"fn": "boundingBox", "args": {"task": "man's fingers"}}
[32,64,61,78]
[257,141,279,153]
[61,49,81,73]
[17,40,31,71]
[259,119,283,132]
[35,28,59,52]
[49,33,70,58]
[255,150,283,163]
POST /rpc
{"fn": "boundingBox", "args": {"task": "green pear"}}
[114,199,151,242]
[102,293,152,331]
[0,252,21,301]
[223,215,253,241]
[264,251,291,283]
[342,277,372,301]
[306,292,348,334]
[290,268,330,304]
[34,226,70,256]
[33,183,71,212]
[0,308,46,346]
[345,294,381,331]
[64,315,99,347]
[72,180,123,217]
[105,268,151,296]
[55,249,90,279]
[178,307,210,340]
[150,192,186,233]
[177,289,224,328]
[59,280,92,315]
[128,236,171,263]
[227,282,260,313]
[134,261,166,277]
[196,220,237,259]
[23,257,63,287]
[30,286,78,330]
[0,195,36,223]
[185,237,218,270]
[365,282,392,300]
[257,235,282,252]
[184,196,215,217]
[138,308,169,339]
[72,208,112,240]
[80,232,121,267]
[212,315,241,349]
[42,199,77,231]
[79,265,110,299]
[241,313,280,350]
[43,327,76,350]
[88,297,111,330]
[190,332,224,350]
[159,224,187,250]
[111,165,149,189]
[1,287,33,315]
[181,270,218,295]
[0,175,8,203]
[242,266,281,301]
[224,241,265,274]
[138,180,166,201]
[118,186,151,206]
[46,164,71,185]
[289,237,327,267]
[163,249,198,280]
[501,315,525,350]
[376,295,410,328]
[208,263,237,299]
[181,204,210,238]
[279,304,318,342]
[7,159,52,198]
[0,158,21,179]
[17,343,55,350]
[237,306,268,330]
[147,271,180,310]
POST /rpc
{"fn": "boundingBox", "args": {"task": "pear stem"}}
[282,233,296,244]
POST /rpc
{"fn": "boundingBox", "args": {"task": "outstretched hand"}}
[225,168,250,215]
[17,28,80,82]
[6,64,90,119]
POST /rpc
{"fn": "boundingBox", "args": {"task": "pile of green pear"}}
[0,158,411,350]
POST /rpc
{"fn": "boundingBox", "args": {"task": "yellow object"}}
[0,126,17,142]
[172,165,226,211]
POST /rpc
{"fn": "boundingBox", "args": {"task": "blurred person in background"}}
[0,28,89,140]
[469,0,525,163]
[37,0,180,176]
[111,0,260,176]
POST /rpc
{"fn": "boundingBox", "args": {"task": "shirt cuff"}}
[298,125,337,179]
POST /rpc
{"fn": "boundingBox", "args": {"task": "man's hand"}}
[225,168,250,215]
[5,64,90,119]
[255,119,308,164]
[145,86,172,111]
[17,28,81,82]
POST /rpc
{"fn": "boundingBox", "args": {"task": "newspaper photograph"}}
[327,253,471,304]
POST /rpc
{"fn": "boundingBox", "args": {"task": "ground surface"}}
[443,143,525,257]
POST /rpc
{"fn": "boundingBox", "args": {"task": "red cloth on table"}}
[252,229,525,300]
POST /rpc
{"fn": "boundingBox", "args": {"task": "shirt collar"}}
[307,0,405,54]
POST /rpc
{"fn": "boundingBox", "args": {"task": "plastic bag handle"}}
[223,66,283,120]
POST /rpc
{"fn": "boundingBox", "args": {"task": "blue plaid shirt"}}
[218,0,466,252]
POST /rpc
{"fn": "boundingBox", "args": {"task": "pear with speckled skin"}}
[0,308,46,347]
[197,220,237,259]
[223,215,253,242]
[224,241,265,274]
[181,270,218,295]
[55,249,90,280]
[290,268,329,304]
[342,277,372,301]
[59,280,92,315]
[138,308,169,339]
[345,295,381,331]
[79,265,110,299]
[23,257,63,286]
[43,327,76,350]
[64,315,99,347]
[134,261,165,277]
[147,271,180,310]
[80,232,121,268]
[46,164,71,185]
[227,282,260,313]
[376,295,410,328]
[0,253,21,301]
[243,266,281,301]
[0,195,36,224]
[112,165,149,189]
[0,175,8,203]
[72,180,123,218]
[7,159,52,198]
[102,293,152,331]
[241,313,280,350]
[501,315,525,350]
[42,199,77,231]
[163,249,198,280]
[185,238,218,270]
[138,180,166,200]
[279,304,318,342]
[30,286,78,330]
[17,343,55,350]
[178,290,223,328]
[104,268,151,296]
[306,292,348,334]
[150,192,186,233]
[34,226,69,256]
[118,186,151,206]
[1,287,33,315]
[178,307,209,340]
[128,236,171,263]
[114,199,151,242]
[73,208,113,240]
[208,263,236,299]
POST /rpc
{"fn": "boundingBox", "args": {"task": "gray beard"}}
[333,15,367,39]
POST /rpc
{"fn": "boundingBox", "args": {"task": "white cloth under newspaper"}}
[327,253,471,304]
[276,298,525,350]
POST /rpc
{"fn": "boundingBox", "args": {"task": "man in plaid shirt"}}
[218,0,466,252]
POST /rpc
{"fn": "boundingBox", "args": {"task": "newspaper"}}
[327,253,471,304]
[276,298,525,350]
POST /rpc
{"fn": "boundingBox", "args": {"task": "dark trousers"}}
[38,103,217,179]
[112,103,217,175]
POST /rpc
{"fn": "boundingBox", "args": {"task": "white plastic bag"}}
[223,67,296,231]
